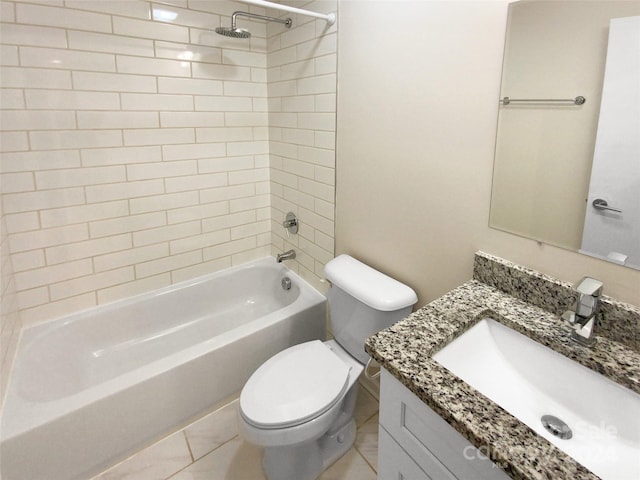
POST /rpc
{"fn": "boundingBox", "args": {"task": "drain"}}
[281,276,292,290]
[541,415,572,440]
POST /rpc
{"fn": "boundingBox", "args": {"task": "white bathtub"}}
[1,257,326,480]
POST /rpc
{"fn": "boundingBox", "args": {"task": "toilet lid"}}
[240,340,351,429]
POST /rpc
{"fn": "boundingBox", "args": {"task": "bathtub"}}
[1,257,327,480]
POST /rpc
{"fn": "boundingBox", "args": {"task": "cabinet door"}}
[378,426,433,480]
[379,370,509,480]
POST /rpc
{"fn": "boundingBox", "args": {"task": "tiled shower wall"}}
[0,0,336,332]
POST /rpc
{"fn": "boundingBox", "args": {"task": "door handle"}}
[592,198,622,213]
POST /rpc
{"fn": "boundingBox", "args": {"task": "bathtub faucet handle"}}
[282,212,298,238]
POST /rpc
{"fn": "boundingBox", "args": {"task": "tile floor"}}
[92,384,380,480]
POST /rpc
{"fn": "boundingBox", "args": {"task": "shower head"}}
[215,26,251,38]
[216,11,292,39]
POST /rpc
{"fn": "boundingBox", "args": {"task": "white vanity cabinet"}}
[378,369,510,480]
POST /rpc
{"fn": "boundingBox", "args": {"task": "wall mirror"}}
[490,0,640,270]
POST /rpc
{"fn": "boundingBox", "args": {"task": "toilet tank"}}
[324,255,418,365]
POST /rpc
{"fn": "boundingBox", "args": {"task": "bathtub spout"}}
[277,249,296,263]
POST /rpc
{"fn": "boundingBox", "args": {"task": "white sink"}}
[433,318,640,480]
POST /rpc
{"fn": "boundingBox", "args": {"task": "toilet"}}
[238,254,418,480]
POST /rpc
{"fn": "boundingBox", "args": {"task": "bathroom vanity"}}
[367,252,640,480]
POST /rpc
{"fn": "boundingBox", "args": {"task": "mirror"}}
[490,0,640,270]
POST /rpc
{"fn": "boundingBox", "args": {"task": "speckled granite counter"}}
[365,252,640,480]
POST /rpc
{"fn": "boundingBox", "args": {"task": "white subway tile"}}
[89,212,166,238]
[268,80,297,97]
[133,220,201,247]
[280,21,317,49]
[3,188,85,214]
[0,67,71,89]
[194,96,253,112]
[50,267,135,301]
[281,95,315,112]
[158,77,223,95]
[15,257,91,291]
[4,212,39,234]
[11,250,46,273]
[282,158,314,179]
[152,4,218,29]
[314,165,335,186]
[223,81,267,97]
[16,286,49,311]
[0,45,20,67]
[251,67,267,83]
[165,171,227,192]
[1,89,25,109]
[1,150,80,173]
[85,179,164,203]
[228,168,269,185]
[20,46,115,72]
[35,166,125,189]
[0,110,75,131]
[315,53,337,75]
[30,130,122,150]
[169,228,230,255]
[203,236,256,261]
[229,194,269,213]
[68,31,155,57]
[129,191,199,214]
[298,207,333,237]
[298,145,334,167]
[198,156,253,174]
[314,130,335,149]
[170,257,230,283]
[230,219,269,240]
[283,185,314,210]
[0,24,67,48]
[166,201,228,225]
[136,250,203,277]
[191,62,251,81]
[282,128,315,146]
[81,146,162,166]
[221,49,266,68]
[97,273,170,305]
[298,112,335,131]
[154,41,221,63]
[64,1,151,19]
[0,132,29,152]
[314,197,334,220]
[297,74,336,95]
[267,46,297,68]
[121,93,193,111]
[224,112,268,127]
[1,172,34,193]
[1,1,15,22]
[162,142,226,161]
[77,111,159,129]
[226,141,268,157]
[9,223,88,253]
[113,16,190,43]
[16,3,112,33]
[315,93,336,112]
[298,177,334,203]
[25,89,119,111]
[202,210,255,233]
[231,246,269,265]
[116,55,191,77]
[41,201,130,228]
[160,112,225,128]
[127,160,197,180]
[94,243,170,273]
[195,127,253,143]
[199,184,254,204]
[124,128,195,146]
[45,233,132,265]
[72,71,157,93]
[269,113,297,128]
[296,32,336,59]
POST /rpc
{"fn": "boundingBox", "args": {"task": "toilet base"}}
[263,418,357,480]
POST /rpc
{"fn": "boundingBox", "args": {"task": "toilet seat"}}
[240,340,351,429]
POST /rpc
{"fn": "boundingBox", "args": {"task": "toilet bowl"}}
[237,254,417,480]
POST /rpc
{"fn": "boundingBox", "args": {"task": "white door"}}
[581,16,640,269]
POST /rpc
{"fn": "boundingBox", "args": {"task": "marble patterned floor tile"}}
[318,447,377,480]
[93,431,192,480]
[354,413,378,471]
[170,437,267,480]
[184,399,240,460]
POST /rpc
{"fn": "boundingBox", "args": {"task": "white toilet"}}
[238,254,417,480]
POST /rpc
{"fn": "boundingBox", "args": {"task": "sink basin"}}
[433,318,640,480]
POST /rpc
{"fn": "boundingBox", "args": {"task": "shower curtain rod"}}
[235,0,336,25]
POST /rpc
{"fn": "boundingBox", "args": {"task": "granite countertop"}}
[365,254,640,480]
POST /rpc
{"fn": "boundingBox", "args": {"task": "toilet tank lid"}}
[324,255,418,311]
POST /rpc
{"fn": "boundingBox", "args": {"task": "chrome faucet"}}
[276,249,296,263]
[562,277,603,347]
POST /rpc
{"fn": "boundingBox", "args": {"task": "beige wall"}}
[336,0,640,308]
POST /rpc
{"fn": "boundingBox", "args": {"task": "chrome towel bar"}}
[501,96,586,105]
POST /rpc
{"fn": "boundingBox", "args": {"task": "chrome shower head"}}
[214,26,251,38]
[216,11,292,39]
